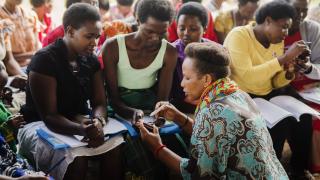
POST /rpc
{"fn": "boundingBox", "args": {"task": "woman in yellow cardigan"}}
[224,1,313,179]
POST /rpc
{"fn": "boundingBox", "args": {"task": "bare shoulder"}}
[102,36,119,64]
[164,41,178,59]
[166,41,177,54]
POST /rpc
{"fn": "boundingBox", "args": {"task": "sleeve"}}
[305,21,320,64]
[179,105,233,178]
[299,20,320,80]
[305,64,320,80]
[28,51,56,77]
[224,29,284,85]
[271,71,292,88]
[88,55,101,73]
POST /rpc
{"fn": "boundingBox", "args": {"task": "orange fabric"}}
[102,21,132,38]
[0,19,14,51]
[0,6,38,54]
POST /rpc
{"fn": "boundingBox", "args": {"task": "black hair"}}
[99,0,109,10]
[238,0,259,6]
[176,2,208,28]
[117,0,134,6]
[136,0,174,23]
[30,0,50,8]
[182,0,202,3]
[255,0,296,24]
[63,3,101,30]
[66,0,82,8]
[185,42,230,79]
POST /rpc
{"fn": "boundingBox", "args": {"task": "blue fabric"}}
[116,116,180,138]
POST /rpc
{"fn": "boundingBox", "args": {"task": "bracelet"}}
[154,144,166,159]
[179,115,189,128]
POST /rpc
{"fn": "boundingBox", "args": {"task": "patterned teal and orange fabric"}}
[180,78,289,179]
[195,78,238,115]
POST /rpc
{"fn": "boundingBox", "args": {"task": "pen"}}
[150,99,173,117]
[90,110,94,124]
[305,41,312,46]
[45,156,66,176]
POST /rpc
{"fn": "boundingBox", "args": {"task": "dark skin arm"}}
[29,71,102,140]
[13,52,34,61]
[136,121,181,174]
[156,43,178,101]
[3,50,25,76]
[29,71,86,135]
[90,70,107,122]
[102,37,142,120]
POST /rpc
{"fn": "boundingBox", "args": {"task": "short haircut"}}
[176,2,208,28]
[30,0,49,8]
[99,0,109,10]
[238,0,259,6]
[185,42,230,79]
[182,0,202,3]
[117,0,134,6]
[255,0,296,24]
[136,0,174,23]
[66,0,82,8]
[63,3,101,30]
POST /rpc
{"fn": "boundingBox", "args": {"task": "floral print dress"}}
[180,78,288,179]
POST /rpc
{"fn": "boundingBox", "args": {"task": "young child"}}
[0,20,26,152]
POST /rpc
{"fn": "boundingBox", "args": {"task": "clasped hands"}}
[283,40,312,79]
[80,117,105,148]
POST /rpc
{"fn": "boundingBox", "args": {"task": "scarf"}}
[195,78,239,116]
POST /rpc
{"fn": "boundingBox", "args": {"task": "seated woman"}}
[214,0,259,43]
[137,42,288,179]
[171,2,221,113]
[224,1,313,178]
[102,0,177,119]
[285,0,320,174]
[42,0,99,47]
[0,0,40,67]
[18,4,123,180]
[167,0,219,43]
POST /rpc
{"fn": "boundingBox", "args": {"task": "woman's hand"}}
[10,75,27,90]
[132,109,144,124]
[280,40,309,65]
[8,113,26,129]
[136,120,162,151]
[81,119,104,147]
[152,101,182,122]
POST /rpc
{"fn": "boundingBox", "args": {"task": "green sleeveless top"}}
[116,35,167,89]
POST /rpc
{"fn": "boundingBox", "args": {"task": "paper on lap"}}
[253,96,320,128]
[299,83,320,104]
[74,117,127,141]
[38,117,127,148]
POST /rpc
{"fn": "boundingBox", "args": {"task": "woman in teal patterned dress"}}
[136,42,288,179]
